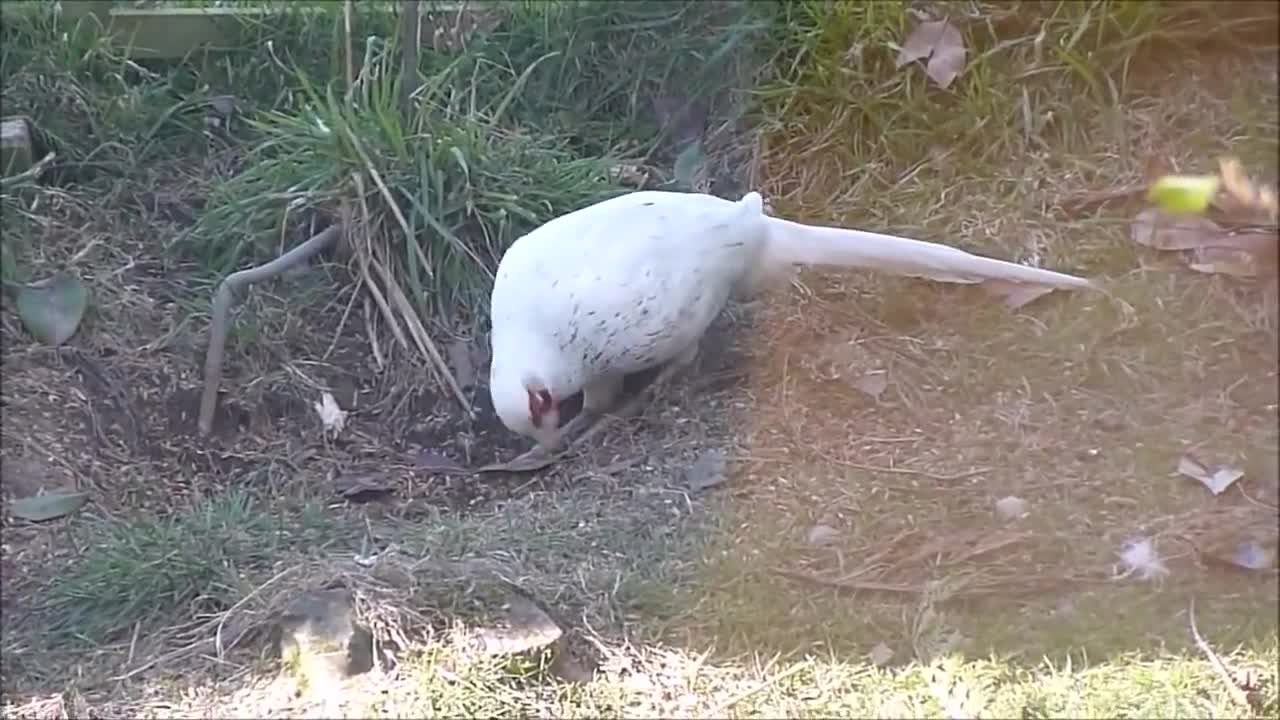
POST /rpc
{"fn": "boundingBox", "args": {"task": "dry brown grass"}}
[669,48,1279,663]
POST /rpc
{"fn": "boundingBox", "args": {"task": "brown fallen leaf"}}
[446,339,477,390]
[334,473,393,500]
[474,445,566,474]
[411,449,465,473]
[685,449,728,492]
[1131,208,1278,277]
[1216,157,1278,224]
[1131,208,1223,250]
[1177,454,1245,496]
[980,279,1057,309]
[895,18,967,89]
[852,371,889,399]
[1188,244,1268,278]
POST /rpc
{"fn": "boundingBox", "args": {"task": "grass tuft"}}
[42,490,291,644]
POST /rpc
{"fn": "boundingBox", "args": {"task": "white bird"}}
[488,190,1094,451]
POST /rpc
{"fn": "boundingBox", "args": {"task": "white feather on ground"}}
[1114,537,1170,582]
[488,190,1097,449]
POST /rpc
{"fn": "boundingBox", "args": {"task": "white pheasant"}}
[488,190,1093,451]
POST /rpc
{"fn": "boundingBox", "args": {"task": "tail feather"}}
[761,216,1094,289]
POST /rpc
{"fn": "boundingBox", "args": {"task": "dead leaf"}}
[867,641,894,667]
[475,446,560,474]
[806,524,840,546]
[1131,208,1223,250]
[1177,455,1245,495]
[980,280,1056,309]
[1188,243,1270,278]
[10,492,89,522]
[994,496,1028,521]
[313,391,347,437]
[411,449,465,473]
[685,449,727,492]
[334,473,392,500]
[852,372,889,399]
[1217,156,1278,223]
[15,273,89,346]
[1131,208,1277,277]
[896,18,966,89]
[608,164,651,189]
[446,339,476,389]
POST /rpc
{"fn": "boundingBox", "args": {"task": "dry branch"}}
[198,224,342,436]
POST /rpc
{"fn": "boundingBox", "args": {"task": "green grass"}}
[183,0,775,326]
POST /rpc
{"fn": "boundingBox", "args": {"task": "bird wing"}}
[491,192,763,374]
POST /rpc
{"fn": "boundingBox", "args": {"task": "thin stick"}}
[343,0,355,99]
[0,150,55,189]
[198,224,342,436]
[1188,597,1252,711]
[322,275,362,361]
[772,567,918,595]
[363,295,386,370]
[352,175,411,354]
[816,451,991,482]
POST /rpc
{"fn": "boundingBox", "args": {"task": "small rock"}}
[274,588,374,694]
[684,450,727,492]
[806,524,841,546]
[994,495,1028,520]
[469,593,562,656]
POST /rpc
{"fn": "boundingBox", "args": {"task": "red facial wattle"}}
[527,388,555,428]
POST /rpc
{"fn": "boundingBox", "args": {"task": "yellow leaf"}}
[1147,175,1220,215]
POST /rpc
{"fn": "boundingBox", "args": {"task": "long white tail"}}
[747,193,1094,289]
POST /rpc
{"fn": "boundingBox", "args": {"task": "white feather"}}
[488,190,1095,446]
[1114,537,1170,582]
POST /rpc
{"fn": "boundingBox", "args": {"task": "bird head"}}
[490,367,563,451]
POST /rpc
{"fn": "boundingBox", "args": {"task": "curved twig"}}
[198,224,342,436]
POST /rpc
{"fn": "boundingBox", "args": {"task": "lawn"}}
[1,1,1276,718]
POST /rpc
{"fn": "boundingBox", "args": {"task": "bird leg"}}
[553,372,625,447]
[569,343,700,449]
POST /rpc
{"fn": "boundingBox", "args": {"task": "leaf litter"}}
[1131,157,1278,278]
[1177,454,1245,496]
[895,18,967,89]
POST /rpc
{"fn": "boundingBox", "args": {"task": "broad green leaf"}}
[15,272,88,346]
[1148,174,1220,215]
[10,492,89,522]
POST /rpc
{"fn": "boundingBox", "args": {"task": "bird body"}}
[488,190,1093,450]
